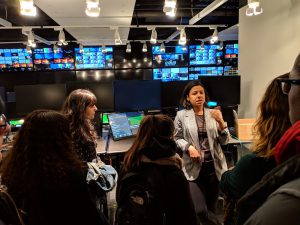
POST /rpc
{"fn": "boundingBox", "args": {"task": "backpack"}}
[115,167,167,225]
[0,185,26,225]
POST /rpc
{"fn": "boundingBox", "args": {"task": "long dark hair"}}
[0,110,84,203]
[180,80,209,109]
[251,73,291,157]
[122,114,174,173]
[62,89,97,143]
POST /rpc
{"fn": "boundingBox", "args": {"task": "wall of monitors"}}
[33,47,75,70]
[75,46,113,69]
[0,49,33,72]
[0,42,238,77]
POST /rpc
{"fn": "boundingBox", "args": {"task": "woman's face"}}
[85,103,97,120]
[187,85,206,108]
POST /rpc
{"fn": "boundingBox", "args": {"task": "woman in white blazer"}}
[174,80,229,224]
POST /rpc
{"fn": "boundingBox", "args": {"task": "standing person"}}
[174,80,229,224]
[0,110,108,225]
[62,89,98,163]
[0,96,10,161]
[241,53,300,225]
[116,114,199,225]
[220,73,291,225]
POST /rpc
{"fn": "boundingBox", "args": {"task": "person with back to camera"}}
[239,53,300,225]
[219,73,291,225]
[116,114,199,225]
[174,80,230,225]
[0,110,109,225]
[62,89,98,163]
[0,96,11,162]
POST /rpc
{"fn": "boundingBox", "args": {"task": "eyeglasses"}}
[277,78,300,95]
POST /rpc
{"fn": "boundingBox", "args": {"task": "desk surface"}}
[96,135,252,154]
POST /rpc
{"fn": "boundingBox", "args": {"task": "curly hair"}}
[0,110,84,203]
[122,114,174,173]
[62,89,97,144]
[251,73,291,158]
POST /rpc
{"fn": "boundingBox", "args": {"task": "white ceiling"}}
[35,0,136,45]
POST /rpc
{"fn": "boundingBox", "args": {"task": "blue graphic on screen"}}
[224,43,238,66]
[108,113,133,140]
[189,67,224,79]
[189,44,223,66]
[0,48,33,72]
[75,47,113,69]
[224,66,238,76]
[33,48,75,70]
[152,45,188,68]
[153,67,188,82]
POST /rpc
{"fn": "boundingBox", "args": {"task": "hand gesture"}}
[210,109,226,130]
[188,145,201,163]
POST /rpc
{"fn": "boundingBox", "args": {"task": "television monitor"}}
[189,44,223,66]
[115,69,152,80]
[15,84,67,115]
[9,118,24,128]
[102,113,109,124]
[108,113,133,141]
[125,111,144,135]
[189,66,224,79]
[224,43,238,66]
[199,76,240,105]
[224,66,238,76]
[161,81,189,108]
[153,67,188,82]
[66,82,114,112]
[152,45,188,68]
[114,80,161,111]
[75,46,113,69]
[33,47,75,70]
[0,48,34,72]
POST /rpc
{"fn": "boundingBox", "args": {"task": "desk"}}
[96,137,135,154]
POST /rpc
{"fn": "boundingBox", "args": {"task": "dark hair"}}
[292,53,300,73]
[180,80,209,109]
[0,96,5,114]
[62,89,97,143]
[0,110,84,202]
[251,73,291,158]
[122,114,174,172]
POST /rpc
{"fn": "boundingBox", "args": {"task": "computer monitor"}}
[153,67,188,82]
[125,111,144,135]
[102,113,109,124]
[161,81,189,108]
[15,84,67,115]
[108,113,133,141]
[114,80,161,111]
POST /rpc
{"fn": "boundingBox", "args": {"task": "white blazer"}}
[174,108,229,181]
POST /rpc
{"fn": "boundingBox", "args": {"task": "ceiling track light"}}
[85,0,100,17]
[246,0,263,16]
[179,28,186,45]
[160,42,165,53]
[79,43,84,53]
[126,42,131,53]
[163,0,177,17]
[201,41,205,50]
[114,28,122,45]
[150,28,157,44]
[53,44,59,53]
[218,41,223,50]
[142,42,147,52]
[210,28,219,44]
[26,45,32,54]
[27,30,36,47]
[20,0,37,16]
[102,44,106,53]
[58,29,68,46]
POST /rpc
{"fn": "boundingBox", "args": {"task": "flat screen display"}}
[161,81,189,108]
[33,47,75,70]
[224,43,238,66]
[189,44,223,66]
[66,82,114,112]
[15,84,67,115]
[153,67,188,82]
[189,66,223,79]
[108,113,133,141]
[125,111,144,135]
[199,76,240,105]
[114,80,161,111]
[0,48,33,72]
[75,46,113,69]
[224,66,238,76]
[152,45,188,68]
